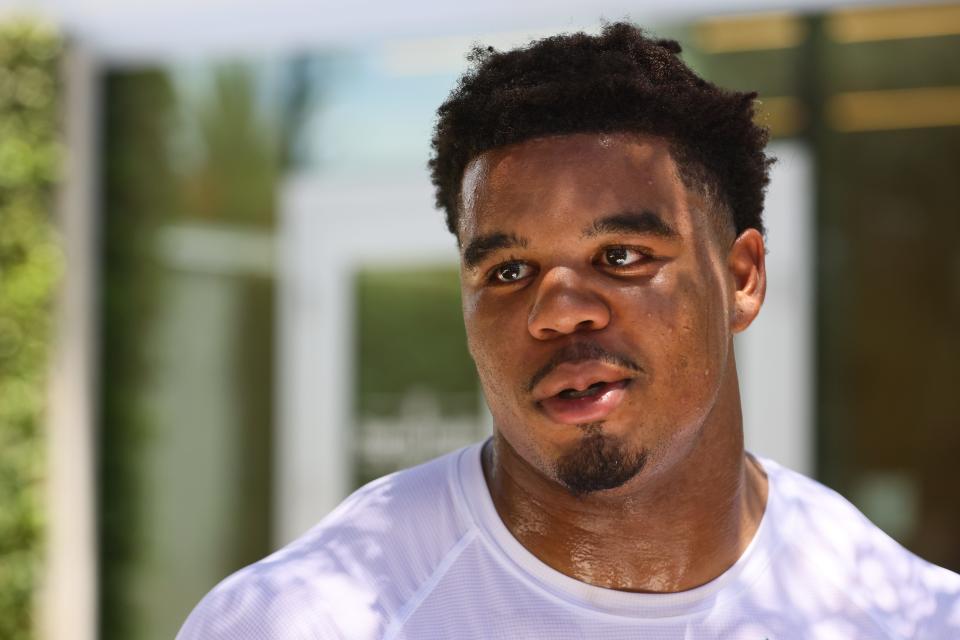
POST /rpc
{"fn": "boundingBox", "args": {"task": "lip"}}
[532,361,636,425]
[532,361,637,401]
[538,379,631,424]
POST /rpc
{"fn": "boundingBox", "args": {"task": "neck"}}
[481,369,768,593]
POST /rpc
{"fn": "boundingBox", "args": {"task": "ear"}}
[727,228,766,334]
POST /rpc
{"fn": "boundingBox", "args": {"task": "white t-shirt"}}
[178,443,960,639]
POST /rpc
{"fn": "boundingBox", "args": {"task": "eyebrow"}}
[581,210,679,239]
[462,232,528,269]
[461,211,676,269]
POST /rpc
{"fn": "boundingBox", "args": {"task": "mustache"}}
[526,342,643,393]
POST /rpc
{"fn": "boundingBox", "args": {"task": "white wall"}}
[738,141,815,475]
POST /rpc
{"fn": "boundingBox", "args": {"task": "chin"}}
[552,427,649,497]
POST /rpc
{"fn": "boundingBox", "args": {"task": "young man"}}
[179,23,960,639]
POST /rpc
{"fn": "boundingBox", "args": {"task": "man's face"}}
[458,132,744,495]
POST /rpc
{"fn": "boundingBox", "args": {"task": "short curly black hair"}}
[429,22,772,241]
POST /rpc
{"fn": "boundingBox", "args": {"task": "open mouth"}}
[557,381,613,400]
[540,379,631,424]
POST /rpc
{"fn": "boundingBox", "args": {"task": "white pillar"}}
[274,178,354,545]
[40,44,99,640]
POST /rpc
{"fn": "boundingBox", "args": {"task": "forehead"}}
[458,133,702,240]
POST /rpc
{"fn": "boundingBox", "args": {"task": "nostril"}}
[529,316,606,341]
[527,280,612,338]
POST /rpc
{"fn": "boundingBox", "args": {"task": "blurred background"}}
[0,0,958,638]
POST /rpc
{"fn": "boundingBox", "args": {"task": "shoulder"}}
[762,457,960,638]
[177,447,477,640]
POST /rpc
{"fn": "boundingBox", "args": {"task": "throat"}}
[481,436,769,594]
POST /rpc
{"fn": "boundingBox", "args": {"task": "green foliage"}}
[355,267,478,417]
[0,19,61,640]
[180,65,279,225]
[98,58,317,638]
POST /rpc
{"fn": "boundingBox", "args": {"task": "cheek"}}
[463,293,528,404]
[630,272,729,418]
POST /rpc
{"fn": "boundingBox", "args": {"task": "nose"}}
[528,267,611,340]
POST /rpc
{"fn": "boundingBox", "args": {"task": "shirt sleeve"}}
[176,576,345,640]
[916,565,960,640]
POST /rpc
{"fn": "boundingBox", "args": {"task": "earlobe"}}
[728,228,766,334]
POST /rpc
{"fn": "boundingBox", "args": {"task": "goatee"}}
[555,428,648,496]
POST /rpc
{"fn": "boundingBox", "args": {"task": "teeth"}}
[559,381,606,399]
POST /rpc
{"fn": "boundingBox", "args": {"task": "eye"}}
[600,246,649,267]
[491,261,533,284]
